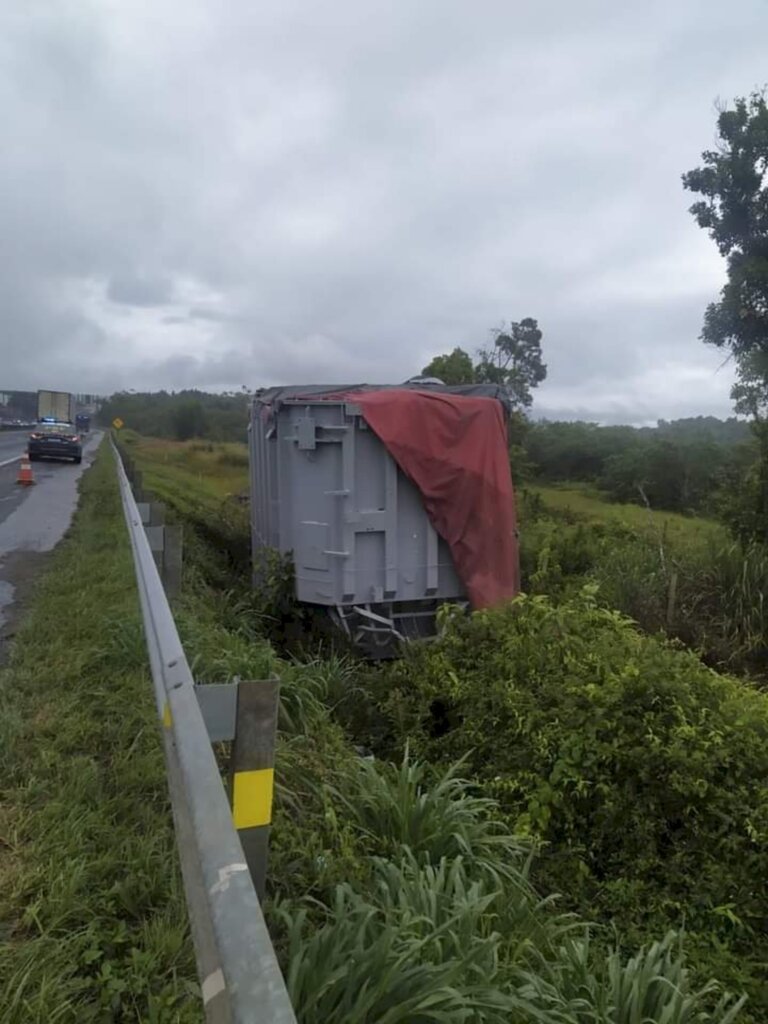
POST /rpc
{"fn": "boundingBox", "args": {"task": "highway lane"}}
[0,429,28,467]
[0,431,102,654]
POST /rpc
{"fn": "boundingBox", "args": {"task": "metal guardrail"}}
[112,441,297,1024]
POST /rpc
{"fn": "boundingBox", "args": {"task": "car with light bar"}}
[28,418,82,463]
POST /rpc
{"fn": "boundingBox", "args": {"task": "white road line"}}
[0,455,22,469]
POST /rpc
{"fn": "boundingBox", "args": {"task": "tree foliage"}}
[476,318,547,407]
[99,389,250,442]
[525,418,749,514]
[421,347,476,385]
[171,399,209,441]
[600,438,728,512]
[683,92,768,358]
[684,93,768,541]
[421,317,547,408]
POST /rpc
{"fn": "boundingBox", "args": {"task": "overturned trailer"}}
[248,381,520,656]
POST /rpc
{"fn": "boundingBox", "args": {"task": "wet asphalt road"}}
[0,431,102,648]
[0,429,28,468]
[0,431,34,525]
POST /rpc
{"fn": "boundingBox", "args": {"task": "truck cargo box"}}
[249,381,519,655]
[37,389,75,423]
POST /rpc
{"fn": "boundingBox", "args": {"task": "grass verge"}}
[519,485,768,676]
[116,432,249,516]
[523,483,728,549]
[0,444,199,1023]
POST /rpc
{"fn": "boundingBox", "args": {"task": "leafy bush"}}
[272,754,745,1024]
[376,589,768,1007]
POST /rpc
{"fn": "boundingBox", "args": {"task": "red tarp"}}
[346,389,520,609]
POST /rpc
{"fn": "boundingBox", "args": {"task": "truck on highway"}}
[75,412,91,433]
[37,390,75,424]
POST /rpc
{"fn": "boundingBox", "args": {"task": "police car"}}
[28,418,83,464]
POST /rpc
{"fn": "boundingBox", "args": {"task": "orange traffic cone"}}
[17,454,35,486]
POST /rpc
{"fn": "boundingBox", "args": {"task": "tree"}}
[682,92,768,358]
[421,347,476,385]
[726,350,768,540]
[419,318,546,408]
[684,93,768,540]
[171,399,209,441]
[475,318,547,408]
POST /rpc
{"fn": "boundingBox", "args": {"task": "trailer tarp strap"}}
[346,389,520,609]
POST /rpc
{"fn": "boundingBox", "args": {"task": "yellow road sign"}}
[112,417,124,430]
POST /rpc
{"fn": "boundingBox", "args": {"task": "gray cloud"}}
[107,273,173,307]
[0,0,765,421]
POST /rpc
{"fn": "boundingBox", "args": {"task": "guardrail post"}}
[137,501,165,527]
[149,501,166,527]
[163,524,183,597]
[135,475,148,503]
[118,449,183,599]
[230,679,279,901]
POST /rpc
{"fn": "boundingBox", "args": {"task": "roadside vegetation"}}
[11,401,768,1021]
[364,592,768,1013]
[110,432,766,1022]
[518,487,768,678]
[0,448,199,1022]
[3,430,761,1021]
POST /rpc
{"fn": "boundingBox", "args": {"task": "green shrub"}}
[273,755,744,1024]
[376,589,768,1006]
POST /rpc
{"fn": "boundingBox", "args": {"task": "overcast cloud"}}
[0,0,765,422]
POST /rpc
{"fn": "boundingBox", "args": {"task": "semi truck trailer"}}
[37,390,75,423]
[248,379,520,657]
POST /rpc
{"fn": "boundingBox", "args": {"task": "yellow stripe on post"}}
[162,701,172,729]
[229,677,280,899]
[232,768,275,829]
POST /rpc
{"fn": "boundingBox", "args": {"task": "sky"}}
[0,0,765,424]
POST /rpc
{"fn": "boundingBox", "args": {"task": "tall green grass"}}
[525,484,727,546]
[520,487,768,676]
[0,446,198,1022]
[119,431,249,511]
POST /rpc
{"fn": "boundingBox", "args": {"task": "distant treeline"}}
[99,390,754,517]
[99,390,251,443]
[525,416,753,514]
